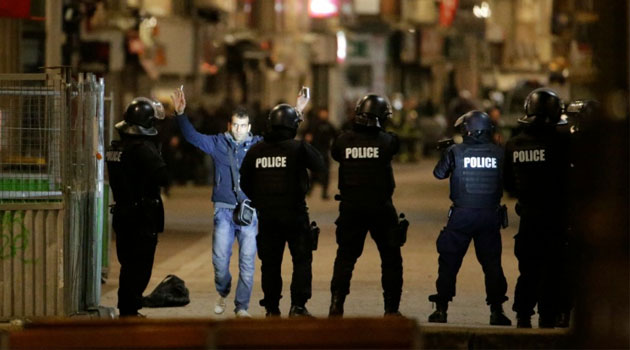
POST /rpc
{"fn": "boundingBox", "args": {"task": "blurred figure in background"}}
[341,99,356,132]
[398,103,422,163]
[446,90,477,137]
[304,107,338,200]
[154,99,179,197]
[486,106,506,145]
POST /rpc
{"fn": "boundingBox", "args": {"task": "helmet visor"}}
[151,100,166,120]
[454,115,465,128]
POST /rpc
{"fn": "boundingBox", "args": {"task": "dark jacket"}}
[240,128,324,212]
[503,125,570,211]
[331,125,399,205]
[106,135,168,233]
[176,114,263,207]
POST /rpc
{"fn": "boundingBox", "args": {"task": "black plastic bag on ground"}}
[142,274,190,307]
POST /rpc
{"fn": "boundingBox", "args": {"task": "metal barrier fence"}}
[0,70,106,319]
[0,74,63,202]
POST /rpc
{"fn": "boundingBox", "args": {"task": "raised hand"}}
[296,86,310,113]
[171,86,186,115]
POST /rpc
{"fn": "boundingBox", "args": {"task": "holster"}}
[500,204,509,228]
[388,213,409,247]
[310,221,320,251]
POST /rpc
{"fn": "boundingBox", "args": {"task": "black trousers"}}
[257,209,313,308]
[512,211,567,319]
[434,207,508,305]
[115,227,158,315]
[330,201,403,312]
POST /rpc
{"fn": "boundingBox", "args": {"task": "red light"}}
[308,0,339,18]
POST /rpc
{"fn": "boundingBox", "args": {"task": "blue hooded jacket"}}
[176,114,262,208]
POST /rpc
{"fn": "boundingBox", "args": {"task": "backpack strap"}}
[227,143,244,203]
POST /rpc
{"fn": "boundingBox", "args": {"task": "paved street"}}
[101,158,524,326]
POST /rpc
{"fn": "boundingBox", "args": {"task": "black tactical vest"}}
[107,140,131,204]
[449,143,503,208]
[334,129,396,204]
[106,138,165,233]
[246,139,306,210]
[504,127,570,209]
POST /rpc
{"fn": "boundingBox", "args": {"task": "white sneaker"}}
[214,296,226,314]
[235,309,252,318]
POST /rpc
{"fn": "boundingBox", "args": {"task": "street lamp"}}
[336,30,346,63]
[473,2,491,19]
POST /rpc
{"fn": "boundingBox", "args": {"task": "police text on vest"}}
[513,149,545,163]
[345,147,379,159]
[463,157,497,168]
[106,151,122,162]
[256,156,287,168]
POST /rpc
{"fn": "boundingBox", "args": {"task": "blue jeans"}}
[212,207,258,312]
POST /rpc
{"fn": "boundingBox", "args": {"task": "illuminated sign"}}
[336,31,346,62]
[439,0,459,27]
[0,0,31,18]
[309,0,339,18]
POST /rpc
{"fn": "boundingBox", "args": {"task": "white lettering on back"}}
[106,151,122,162]
[344,147,379,159]
[513,149,546,163]
[463,157,497,168]
[255,156,287,168]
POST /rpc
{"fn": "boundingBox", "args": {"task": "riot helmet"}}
[354,94,392,128]
[115,97,165,136]
[519,88,566,125]
[454,110,493,135]
[267,104,302,132]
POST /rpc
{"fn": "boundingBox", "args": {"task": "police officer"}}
[106,97,168,317]
[328,94,404,317]
[427,110,512,326]
[240,104,324,317]
[553,99,598,328]
[504,88,571,328]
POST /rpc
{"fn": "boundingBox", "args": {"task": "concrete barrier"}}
[6,317,575,349]
[418,324,571,349]
[8,318,215,349]
[211,317,419,349]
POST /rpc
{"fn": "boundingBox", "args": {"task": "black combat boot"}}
[289,305,314,318]
[516,313,532,328]
[265,307,281,317]
[260,298,281,317]
[489,304,512,326]
[428,304,447,323]
[556,311,571,328]
[384,293,402,317]
[328,294,346,317]
[427,295,448,323]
